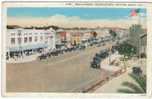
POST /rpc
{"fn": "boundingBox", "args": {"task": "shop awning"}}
[9,47,20,52]
[9,44,48,52]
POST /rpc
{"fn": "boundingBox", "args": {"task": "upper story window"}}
[24,33,28,36]
[11,38,15,44]
[40,36,43,41]
[29,37,32,42]
[29,33,32,35]
[34,36,38,42]
[11,33,15,36]
[45,36,48,39]
[45,33,50,35]
[24,37,28,43]
[17,30,22,36]
[18,37,22,44]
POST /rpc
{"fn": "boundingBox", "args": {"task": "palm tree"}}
[117,73,146,93]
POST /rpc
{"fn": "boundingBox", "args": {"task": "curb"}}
[82,68,126,93]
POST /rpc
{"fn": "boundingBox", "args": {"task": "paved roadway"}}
[6,44,111,92]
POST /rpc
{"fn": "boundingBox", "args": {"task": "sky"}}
[7,7,146,28]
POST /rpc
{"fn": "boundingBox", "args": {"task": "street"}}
[6,44,111,92]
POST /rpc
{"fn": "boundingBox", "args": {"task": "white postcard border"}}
[1,1,152,98]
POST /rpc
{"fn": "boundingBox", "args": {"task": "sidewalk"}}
[94,68,134,93]
[94,57,145,93]
[81,52,125,93]
[7,54,39,63]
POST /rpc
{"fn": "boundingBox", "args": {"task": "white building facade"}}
[6,28,56,58]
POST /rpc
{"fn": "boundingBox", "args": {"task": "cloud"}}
[7,14,146,28]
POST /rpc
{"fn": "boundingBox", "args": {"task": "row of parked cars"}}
[38,37,113,60]
[38,43,86,60]
[90,46,117,69]
[90,49,109,69]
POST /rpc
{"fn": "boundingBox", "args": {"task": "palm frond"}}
[129,73,146,92]
[117,89,134,93]
[117,73,146,93]
[121,81,144,93]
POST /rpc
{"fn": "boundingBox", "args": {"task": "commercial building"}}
[6,28,56,59]
[128,25,147,56]
[56,29,69,44]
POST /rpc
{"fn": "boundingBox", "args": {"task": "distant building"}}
[128,25,147,56]
[94,28,110,38]
[81,32,92,41]
[65,28,112,45]
[71,32,82,45]
[56,29,71,45]
[65,29,83,45]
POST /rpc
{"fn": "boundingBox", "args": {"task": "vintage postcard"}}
[1,1,152,97]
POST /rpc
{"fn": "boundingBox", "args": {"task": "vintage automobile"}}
[90,59,101,69]
[132,67,142,75]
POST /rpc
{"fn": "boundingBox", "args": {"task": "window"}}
[24,33,27,36]
[45,36,48,39]
[35,36,38,42]
[40,36,43,41]
[11,38,15,44]
[11,33,15,36]
[18,30,22,36]
[29,37,32,42]
[24,37,28,43]
[46,41,48,43]
[18,37,22,44]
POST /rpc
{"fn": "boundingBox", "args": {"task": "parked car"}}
[90,59,101,69]
[96,43,101,47]
[93,55,101,61]
[92,41,98,45]
[99,50,109,58]
[38,54,48,60]
[95,53,103,59]
[50,49,60,56]
[132,67,142,75]
[79,44,86,50]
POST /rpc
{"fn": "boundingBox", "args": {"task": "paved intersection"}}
[7,44,112,92]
